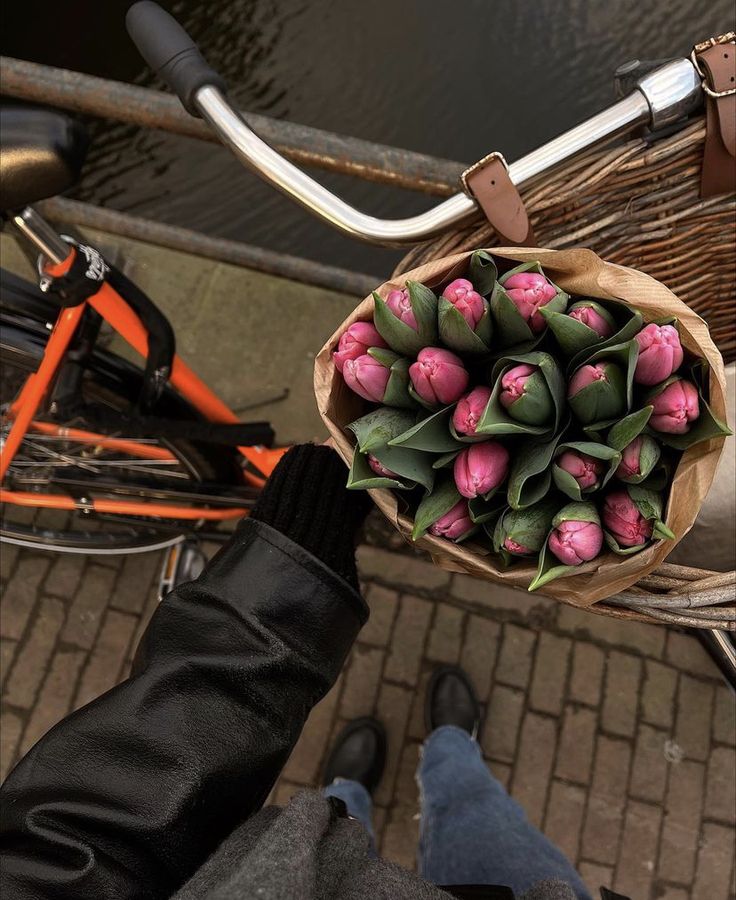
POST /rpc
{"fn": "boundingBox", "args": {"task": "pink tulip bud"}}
[615,434,660,484]
[367,454,398,479]
[616,436,644,480]
[568,303,615,338]
[442,278,485,330]
[503,272,558,333]
[385,288,418,331]
[634,323,684,386]
[602,490,653,547]
[333,322,388,373]
[453,441,510,499]
[548,520,603,566]
[409,347,469,407]
[343,354,391,402]
[567,363,608,397]
[452,386,492,435]
[429,499,474,540]
[650,379,699,434]
[499,363,538,409]
[504,537,532,556]
[557,450,604,491]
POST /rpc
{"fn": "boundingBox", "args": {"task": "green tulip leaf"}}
[551,440,621,500]
[372,281,438,356]
[553,500,601,527]
[628,484,664,521]
[489,284,537,347]
[614,435,661,485]
[479,351,565,438]
[490,261,569,349]
[373,293,425,356]
[432,449,462,469]
[468,495,506,526]
[528,538,589,592]
[367,347,401,367]
[507,433,564,509]
[543,298,630,360]
[652,520,677,541]
[476,376,552,437]
[636,457,670,490]
[503,371,554,425]
[347,450,415,491]
[449,419,491,444]
[606,407,654,451]
[603,531,650,555]
[568,309,644,373]
[347,408,417,453]
[437,297,492,355]
[389,405,464,453]
[539,306,604,358]
[412,477,462,541]
[468,249,499,297]
[408,280,440,343]
[368,443,436,494]
[383,358,420,410]
[575,339,639,412]
[626,486,675,541]
[550,466,584,502]
[491,351,566,423]
[493,498,559,555]
[568,360,628,426]
[652,519,677,541]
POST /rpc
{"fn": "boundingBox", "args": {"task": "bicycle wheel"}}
[1,311,248,555]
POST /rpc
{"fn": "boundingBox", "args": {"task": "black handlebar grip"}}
[125,1,227,117]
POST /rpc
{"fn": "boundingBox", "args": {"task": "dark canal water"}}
[2,0,733,278]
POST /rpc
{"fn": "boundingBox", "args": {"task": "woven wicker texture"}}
[398,118,736,364]
[394,116,736,629]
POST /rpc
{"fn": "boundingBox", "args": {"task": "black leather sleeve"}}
[0,519,367,900]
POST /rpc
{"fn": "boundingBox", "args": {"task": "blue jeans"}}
[325,725,591,899]
[323,776,375,846]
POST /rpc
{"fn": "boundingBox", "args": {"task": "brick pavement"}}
[1,528,734,900]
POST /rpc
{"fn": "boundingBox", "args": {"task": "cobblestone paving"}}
[1,531,734,900]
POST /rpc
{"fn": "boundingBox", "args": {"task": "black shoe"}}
[322,717,387,794]
[425,665,481,738]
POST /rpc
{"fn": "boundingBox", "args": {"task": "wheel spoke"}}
[1,341,233,553]
[9,436,189,481]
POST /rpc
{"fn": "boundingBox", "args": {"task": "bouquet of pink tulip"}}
[328,250,731,594]
[316,247,730,604]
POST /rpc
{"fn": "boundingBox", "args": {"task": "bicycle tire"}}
[1,307,246,555]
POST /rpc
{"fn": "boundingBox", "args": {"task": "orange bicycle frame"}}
[0,248,285,521]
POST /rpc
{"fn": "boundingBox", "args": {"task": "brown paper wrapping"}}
[314,248,728,607]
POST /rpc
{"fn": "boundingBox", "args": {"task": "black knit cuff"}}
[250,445,372,590]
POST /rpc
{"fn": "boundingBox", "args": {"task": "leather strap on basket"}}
[461,152,535,246]
[692,33,736,197]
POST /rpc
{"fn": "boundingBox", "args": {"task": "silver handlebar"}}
[194,58,703,247]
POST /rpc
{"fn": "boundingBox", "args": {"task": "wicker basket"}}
[394,115,735,629]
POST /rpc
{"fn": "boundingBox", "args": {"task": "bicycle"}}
[0,7,730,571]
[1,4,733,682]
[0,109,285,556]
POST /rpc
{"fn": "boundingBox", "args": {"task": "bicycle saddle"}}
[0,105,89,212]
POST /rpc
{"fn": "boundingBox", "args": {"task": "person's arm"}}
[0,446,371,900]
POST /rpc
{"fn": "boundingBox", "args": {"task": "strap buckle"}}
[460,151,509,197]
[691,32,736,98]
